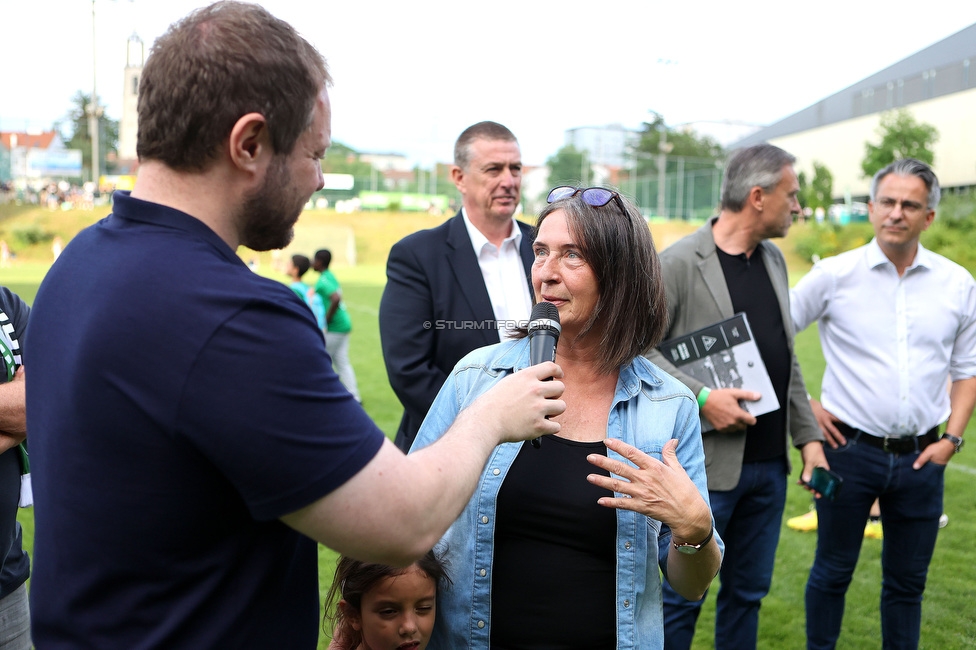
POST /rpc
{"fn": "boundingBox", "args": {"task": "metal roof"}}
[734,23,976,147]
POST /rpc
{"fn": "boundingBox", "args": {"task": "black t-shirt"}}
[716,245,790,462]
[490,437,617,650]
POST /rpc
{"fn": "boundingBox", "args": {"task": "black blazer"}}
[379,211,535,450]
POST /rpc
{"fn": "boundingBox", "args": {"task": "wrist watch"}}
[941,433,964,453]
[673,526,714,555]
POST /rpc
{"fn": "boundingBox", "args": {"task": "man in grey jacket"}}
[646,143,826,650]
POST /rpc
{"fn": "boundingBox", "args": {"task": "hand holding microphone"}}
[528,301,560,448]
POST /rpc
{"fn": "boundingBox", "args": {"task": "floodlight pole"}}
[88,0,101,188]
[657,126,667,218]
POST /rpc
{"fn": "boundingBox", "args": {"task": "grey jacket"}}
[645,218,821,490]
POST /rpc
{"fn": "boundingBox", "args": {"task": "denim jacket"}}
[410,338,721,650]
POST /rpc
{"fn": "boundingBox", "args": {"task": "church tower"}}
[117,33,143,167]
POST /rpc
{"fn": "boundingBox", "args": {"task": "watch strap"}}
[673,525,714,554]
[941,432,964,453]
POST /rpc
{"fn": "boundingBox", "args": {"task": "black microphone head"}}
[528,301,560,336]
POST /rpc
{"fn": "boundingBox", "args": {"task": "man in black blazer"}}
[380,122,535,451]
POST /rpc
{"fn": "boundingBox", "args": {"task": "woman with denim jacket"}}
[410,187,722,649]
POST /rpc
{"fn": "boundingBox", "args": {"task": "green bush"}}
[12,224,55,248]
[792,222,874,263]
[922,193,976,273]
[793,193,976,274]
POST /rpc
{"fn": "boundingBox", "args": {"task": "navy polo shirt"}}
[26,192,385,648]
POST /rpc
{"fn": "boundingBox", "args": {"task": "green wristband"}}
[697,386,711,410]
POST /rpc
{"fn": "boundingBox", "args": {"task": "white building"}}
[563,124,639,168]
[734,23,976,200]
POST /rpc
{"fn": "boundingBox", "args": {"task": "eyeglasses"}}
[547,186,625,214]
[874,197,928,218]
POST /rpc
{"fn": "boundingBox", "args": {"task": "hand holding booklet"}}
[656,313,779,433]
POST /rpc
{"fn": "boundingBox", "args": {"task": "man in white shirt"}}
[379,122,535,451]
[791,158,976,650]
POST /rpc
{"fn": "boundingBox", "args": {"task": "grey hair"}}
[720,144,797,212]
[516,188,668,373]
[870,158,941,209]
[453,121,518,170]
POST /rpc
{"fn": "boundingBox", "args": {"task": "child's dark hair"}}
[291,254,311,278]
[314,248,332,269]
[323,550,450,649]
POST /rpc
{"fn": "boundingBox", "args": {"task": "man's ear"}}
[228,112,272,175]
[338,600,362,631]
[450,165,464,192]
[748,185,765,212]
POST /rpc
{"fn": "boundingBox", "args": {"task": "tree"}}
[546,145,593,187]
[799,161,834,212]
[861,109,938,178]
[58,91,120,181]
[631,114,724,177]
[320,142,375,177]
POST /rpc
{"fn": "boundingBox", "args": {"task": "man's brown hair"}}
[137,1,330,171]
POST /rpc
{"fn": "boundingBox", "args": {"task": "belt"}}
[835,421,940,454]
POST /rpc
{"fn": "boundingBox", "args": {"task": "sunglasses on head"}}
[546,186,625,213]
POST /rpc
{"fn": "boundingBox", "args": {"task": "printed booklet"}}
[657,312,779,432]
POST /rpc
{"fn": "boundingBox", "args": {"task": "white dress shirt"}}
[462,208,533,341]
[790,238,976,437]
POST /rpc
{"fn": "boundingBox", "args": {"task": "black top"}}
[490,437,617,650]
[716,245,790,462]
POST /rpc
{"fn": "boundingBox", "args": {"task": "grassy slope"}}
[4,205,975,648]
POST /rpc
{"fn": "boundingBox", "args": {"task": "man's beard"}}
[238,156,306,251]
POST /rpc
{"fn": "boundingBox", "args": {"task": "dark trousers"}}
[663,457,787,650]
[805,432,944,650]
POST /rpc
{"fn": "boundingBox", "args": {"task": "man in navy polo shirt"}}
[24,3,564,648]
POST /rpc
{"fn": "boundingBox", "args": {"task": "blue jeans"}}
[663,457,787,650]
[805,433,944,650]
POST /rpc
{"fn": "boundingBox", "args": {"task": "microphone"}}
[527,301,560,448]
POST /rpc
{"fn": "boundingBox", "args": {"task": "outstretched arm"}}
[281,363,566,566]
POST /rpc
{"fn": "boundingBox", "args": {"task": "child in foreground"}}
[325,550,449,650]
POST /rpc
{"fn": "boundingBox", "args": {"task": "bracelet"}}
[697,386,711,410]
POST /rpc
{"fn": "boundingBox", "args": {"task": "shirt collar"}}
[460,207,522,254]
[866,237,933,272]
[482,339,662,399]
[110,191,241,265]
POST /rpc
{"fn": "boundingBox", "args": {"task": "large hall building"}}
[735,23,976,201]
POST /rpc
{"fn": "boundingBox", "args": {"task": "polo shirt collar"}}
[111,191,241,265]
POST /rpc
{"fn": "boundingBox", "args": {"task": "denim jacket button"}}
[624,599,631,608]
[477,620,485,628]
[492,468,500,476]
[625,541,632,550]
[481,516,489,524]
[479,568,487,577]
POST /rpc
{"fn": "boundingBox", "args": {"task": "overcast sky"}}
[3,0,976,167]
